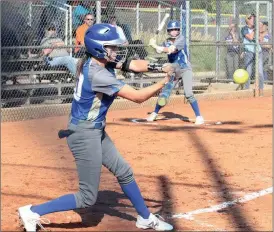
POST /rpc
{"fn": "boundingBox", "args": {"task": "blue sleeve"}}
[92,67,125,96]
[241,26,252,41]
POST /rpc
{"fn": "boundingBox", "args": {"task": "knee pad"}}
[186,95,196,103]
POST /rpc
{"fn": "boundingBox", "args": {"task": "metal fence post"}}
[186,0,190,56]
[65,10,68,45]
[215,0,221,82]
[254,2,260,97]
[180,4,183,35]
[233,0,236,19]
[69,4,73,56]
[204,9,208,36]
[28,1,32,27]
[64,4,73,52]
[136,2,140,37]
[158,3,161,31]
[96,0,101,23]
[268,0,272,35]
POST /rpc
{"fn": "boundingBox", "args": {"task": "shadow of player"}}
[151,111,190,122]
[44,190,164,230]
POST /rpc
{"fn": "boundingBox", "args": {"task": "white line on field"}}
[172,187,273,220]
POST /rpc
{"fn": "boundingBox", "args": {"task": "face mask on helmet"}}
[167,28,180,38]
[104,45,128,63]
[84,23,128,64]
[167,20,180,38]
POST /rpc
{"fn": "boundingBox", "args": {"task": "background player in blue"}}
[147,20,205,125]
[17,23,174,231]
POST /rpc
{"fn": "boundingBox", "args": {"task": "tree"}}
[190,0,234,14]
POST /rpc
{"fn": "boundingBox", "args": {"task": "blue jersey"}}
[70,58,124,125]
[163,35,191,70]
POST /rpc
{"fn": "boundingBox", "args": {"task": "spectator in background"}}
[74,13,95,56]
[38,4,63,44]
[259,21,272,80]
[241,13,264,95]
[225,20,241,82]
[72,1,94,33]
[41,25,78,76]
[108,15,128,45]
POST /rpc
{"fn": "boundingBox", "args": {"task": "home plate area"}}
[131,112,223,127]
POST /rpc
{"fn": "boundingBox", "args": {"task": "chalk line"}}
[172,187,273,220]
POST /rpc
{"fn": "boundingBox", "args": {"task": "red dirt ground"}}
[1,97,272,231]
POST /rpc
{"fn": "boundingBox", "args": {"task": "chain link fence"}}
[1,0,273,121]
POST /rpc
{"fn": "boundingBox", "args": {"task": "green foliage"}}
[190,45,216,71]
[190,0,257,14]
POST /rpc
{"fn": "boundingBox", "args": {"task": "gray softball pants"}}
[178,69,196,103]
[225,52,240,80]
[66,122,134,208]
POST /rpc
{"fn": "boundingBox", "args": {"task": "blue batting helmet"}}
[84,23,126,59]
[167,20,180,31]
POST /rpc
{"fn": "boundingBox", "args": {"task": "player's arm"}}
[149,35,186,55]
[40,40,53,56]
[148,38,174,54]
[118,63,178,103]
[93,66,174,104]
[118,58,160,72]
[117,79,168,104]
[242,26,255,41]
[76,27,85,45]
[118,58,178,74]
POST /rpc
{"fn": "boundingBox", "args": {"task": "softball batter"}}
[147,20,205,125]
[18,23,173,231]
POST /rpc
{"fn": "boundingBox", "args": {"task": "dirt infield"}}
[1,97,272,231]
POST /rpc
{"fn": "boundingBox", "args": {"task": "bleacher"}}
[0,1,227,108]
[1,51,212,108]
